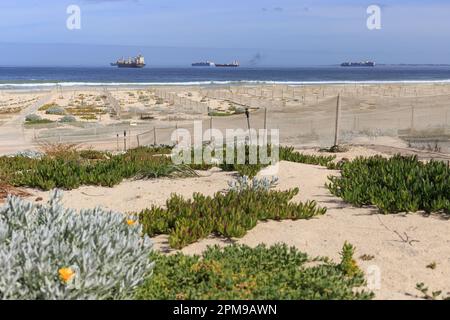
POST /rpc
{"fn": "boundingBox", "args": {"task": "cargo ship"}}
[192,61,215,67]
[215,60,240,68]
[341,61,375,67]
[111,54,146,68]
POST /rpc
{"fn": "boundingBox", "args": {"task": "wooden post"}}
[333,94,341,147]
[153,127,157,145]
[410,105,415,132]
[123,131,127,151]
[245,108,252,144]
[209,116,213,141]
[264,107,267,130]
[116,134,119,151]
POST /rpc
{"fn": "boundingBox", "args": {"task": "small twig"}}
[377,215,419,246]
[393,230,420,246]
[80,191,106,197]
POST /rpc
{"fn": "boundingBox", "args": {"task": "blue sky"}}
[0,0,449,66]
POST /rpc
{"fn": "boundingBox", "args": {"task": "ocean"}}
[1,66,450,88]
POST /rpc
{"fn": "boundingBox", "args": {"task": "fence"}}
[31,84,450,152]
[154,89,208,114]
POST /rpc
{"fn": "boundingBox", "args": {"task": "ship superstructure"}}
[111,54,146,68]
[341,61,375,67]
[192,61,215,67]
[215,60,240,67]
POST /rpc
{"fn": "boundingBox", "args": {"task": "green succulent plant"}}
[135,243,373,300]
[0,146,192,191]
[327,155,450,214]
[139,187,326,249]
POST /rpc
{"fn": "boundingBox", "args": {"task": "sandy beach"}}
[2,83,450,155]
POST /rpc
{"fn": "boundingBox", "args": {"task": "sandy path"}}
[23,153,450,300]
[0,92,55,155]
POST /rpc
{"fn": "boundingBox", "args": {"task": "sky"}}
[0,0,449,66]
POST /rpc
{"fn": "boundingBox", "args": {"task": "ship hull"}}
[192,63,215,67]
[341,62,375,67]
[116,64,146,68]
[215,64,239,68]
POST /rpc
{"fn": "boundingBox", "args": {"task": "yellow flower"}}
[126,219,136,226]
[59,267,75,283]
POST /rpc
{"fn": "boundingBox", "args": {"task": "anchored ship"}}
[341,61,375,67]
[192,61,215,67]
[111,54,146,68]
[215,60,240,68]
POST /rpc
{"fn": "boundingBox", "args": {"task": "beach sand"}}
[2,83,450,154]
[22,146,450,300]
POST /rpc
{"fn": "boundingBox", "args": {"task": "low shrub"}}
[66,106,106,115]
[80,114,97,120]
[227,175,278,192]
[45,106,66,115]
[135,243,373,300]
[25,113,42,122]
[24,114,54,125]
[38,102,58,112]
[78,149,110,160]
[59,115,76,123]
[0,146,193,191]
[327,155,450,214]
[208,110,232,117]
[0,191,154,299]
[280,146,336,167]
[139,187,326,249]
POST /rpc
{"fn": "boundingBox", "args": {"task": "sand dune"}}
[23,147,450,300]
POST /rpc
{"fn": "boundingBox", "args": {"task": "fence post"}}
[137,134,140,147]
[153,127,157,146]
[123,131,127,151]
[129,130,131,148]
[209,116,213,141]
[264,107,267,130]
[333,94,341,147]
[245,108,252,144]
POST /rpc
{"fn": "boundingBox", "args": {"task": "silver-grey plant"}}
[0,190,154,300]
[227,175,279,193]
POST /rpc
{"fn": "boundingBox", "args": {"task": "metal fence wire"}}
[31,84,450,152]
